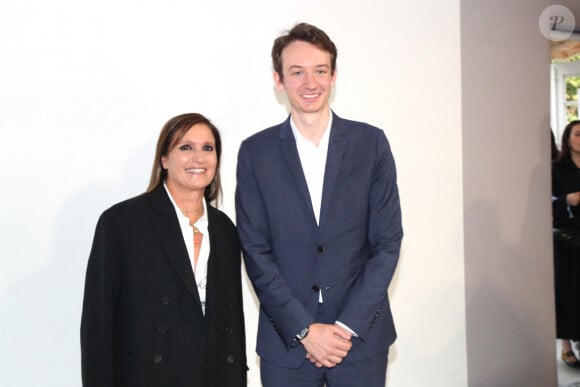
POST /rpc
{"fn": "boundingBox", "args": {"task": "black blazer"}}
[81,185,247,387]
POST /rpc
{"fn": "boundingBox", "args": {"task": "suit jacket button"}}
[153,354,163,364]
[226,355,234,364]
[224,327,233,335]
[312,285,320,292]
[158,324,167,334]
[317,246,324,253]
[161,296,170,305]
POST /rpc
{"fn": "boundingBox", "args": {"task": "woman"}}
[553,119,580,368]
[81,113,247,386]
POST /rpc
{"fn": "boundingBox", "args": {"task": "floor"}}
[558,340,580,387]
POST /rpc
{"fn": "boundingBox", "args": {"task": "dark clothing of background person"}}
[552,158,580,340]
[81,186,246,387]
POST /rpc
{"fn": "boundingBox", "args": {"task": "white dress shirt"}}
[164,184,210,315]
[290,114,332,225]
[290,114,358,337]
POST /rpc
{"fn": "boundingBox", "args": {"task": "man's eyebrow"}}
[287,64,330,69]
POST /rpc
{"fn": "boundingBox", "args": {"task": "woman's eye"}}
[203,145,214,151]
[179,144,192,151]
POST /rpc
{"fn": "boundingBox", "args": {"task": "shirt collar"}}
[290,110,333,148]
[163,183,209,235]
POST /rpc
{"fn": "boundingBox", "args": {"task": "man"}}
[236,22,402,387]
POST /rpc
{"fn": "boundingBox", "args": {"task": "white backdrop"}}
[0,1,467,386]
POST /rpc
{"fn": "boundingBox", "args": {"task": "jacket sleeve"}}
[336,131,403,341]
[235,141,314,346]
[80,210,120,387]
[552,164,575,224]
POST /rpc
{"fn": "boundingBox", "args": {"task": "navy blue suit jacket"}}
[236,112,402,368]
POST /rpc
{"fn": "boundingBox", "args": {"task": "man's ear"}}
[273,71,285,91]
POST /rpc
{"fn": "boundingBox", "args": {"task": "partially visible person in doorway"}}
[552,120,580,368]
[81,113,247,386]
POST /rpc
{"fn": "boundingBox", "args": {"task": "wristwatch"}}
[297,326,310,341]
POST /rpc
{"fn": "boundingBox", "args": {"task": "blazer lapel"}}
[147,186,202,305]
[319,112,345,227]
[279,117,317,222]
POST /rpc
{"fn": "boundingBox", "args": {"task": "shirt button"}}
[312,285,320,292]
[153,354,163,364]
[226,355,235,364]
[317,246,324,253]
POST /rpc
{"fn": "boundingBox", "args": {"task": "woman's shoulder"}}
[98,191,154,223]
[553,158,578,178]
[207,206,236,228]
[207,206,240,248]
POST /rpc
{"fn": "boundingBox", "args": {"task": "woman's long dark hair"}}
[558,120,580,164]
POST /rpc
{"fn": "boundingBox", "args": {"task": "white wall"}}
[0,0,555,386]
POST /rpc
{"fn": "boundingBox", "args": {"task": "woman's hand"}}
[566,192,580,206]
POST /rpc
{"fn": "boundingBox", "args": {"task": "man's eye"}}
[292,71,302,77]
[203,145,214,151]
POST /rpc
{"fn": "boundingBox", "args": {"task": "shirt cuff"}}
[335,321,358,337]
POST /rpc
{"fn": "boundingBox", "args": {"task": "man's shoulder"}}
[240,119,289,152]
[334,114,383,135]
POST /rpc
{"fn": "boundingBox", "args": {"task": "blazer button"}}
[224,327,233,335]
[226,355,235,364]
[312,285,320,292]
[158,324,167,334]
[153,354,163,364]
[317,246,324,253]
[161,296,170,306]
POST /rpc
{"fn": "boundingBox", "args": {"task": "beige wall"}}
[461,0,555,385]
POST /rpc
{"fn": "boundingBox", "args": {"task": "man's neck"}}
[291,109,331,146]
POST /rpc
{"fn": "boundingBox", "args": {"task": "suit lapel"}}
[319,112,345,227]
[279,117,317,222]
[204,206,220,318]
[147,186,202,305]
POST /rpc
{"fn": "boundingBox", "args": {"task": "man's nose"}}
[303,72,316,88]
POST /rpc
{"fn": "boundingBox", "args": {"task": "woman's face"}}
[569,124,580,156]
[161,123,217,197]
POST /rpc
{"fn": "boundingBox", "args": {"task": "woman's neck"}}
[571,152,580,168]
[166,181,204,213]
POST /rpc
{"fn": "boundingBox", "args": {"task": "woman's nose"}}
[192,149,205,162]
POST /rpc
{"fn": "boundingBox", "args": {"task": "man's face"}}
[274,40,336,116]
